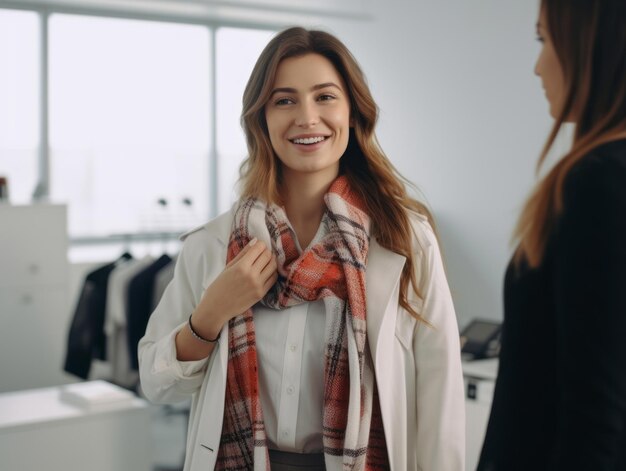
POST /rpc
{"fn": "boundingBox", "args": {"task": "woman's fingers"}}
[233,239,274,272]
[225,239,277,301]
[252,246,274,271]
[259,255,277,279]
[226,237,258,267]
[260,256,278,294]
[262,269,279,293]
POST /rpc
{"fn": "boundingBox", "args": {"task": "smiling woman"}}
[264,53,351,247]
[138,26,465,471]
[265,54,350,173]
[267,57,348,144]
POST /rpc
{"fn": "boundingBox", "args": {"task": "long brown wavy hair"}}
[238,27,434,320]
[514,0,626,267]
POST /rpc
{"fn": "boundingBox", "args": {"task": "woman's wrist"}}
[175,319,216,361]
[188,313,221,343]
[188,309,224,343]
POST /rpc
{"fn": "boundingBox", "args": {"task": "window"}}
[49,14,211,236]
[0,9,39,204]
[0,5,277,259]
[216,27,275,213]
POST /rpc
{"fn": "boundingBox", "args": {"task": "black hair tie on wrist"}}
[188,314,220,343]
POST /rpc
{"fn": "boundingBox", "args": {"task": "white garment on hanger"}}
[105,256,154,387]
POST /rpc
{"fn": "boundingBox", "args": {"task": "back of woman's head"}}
[515,0,626,267]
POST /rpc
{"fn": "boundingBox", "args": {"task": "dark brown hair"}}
[239,27,434,320]
[514,0,626,267]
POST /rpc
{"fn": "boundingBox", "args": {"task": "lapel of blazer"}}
[365,238,407,471]
[365,238,407,363]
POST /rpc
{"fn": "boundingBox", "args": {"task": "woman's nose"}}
[294,102,319,127]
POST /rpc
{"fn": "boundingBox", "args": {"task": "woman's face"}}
[534,8,569,120]
[264,53,351,185]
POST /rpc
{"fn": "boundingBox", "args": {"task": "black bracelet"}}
[188,314,220,343]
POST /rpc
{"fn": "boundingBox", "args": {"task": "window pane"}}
[49,14,210,236]
[216,27,274,213]
[0,9,39,204]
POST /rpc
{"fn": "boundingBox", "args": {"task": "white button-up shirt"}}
[253,215,329,453]
[254,299,326,452]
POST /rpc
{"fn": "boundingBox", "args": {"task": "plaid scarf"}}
[216,176,389,470]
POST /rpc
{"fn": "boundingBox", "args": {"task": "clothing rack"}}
[64,249,178,391]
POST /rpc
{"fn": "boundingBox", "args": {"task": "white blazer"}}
[138,208,465,471]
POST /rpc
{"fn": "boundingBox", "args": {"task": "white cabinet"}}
[0,204,72,392]
[0,383,152,471]
[463,358,498,471]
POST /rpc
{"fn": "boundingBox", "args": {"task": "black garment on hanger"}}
[64,264,113,378]
[64,253,132,379]
[126,254,173,370]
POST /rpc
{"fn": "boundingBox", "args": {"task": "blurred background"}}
[0,0,561,469]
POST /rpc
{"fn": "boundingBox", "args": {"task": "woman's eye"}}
[535,35,544,43]
[318,94,336,102]
[275,97,294,105]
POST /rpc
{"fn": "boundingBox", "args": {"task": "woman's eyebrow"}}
[269,82,343,97]
[311,82,342,91]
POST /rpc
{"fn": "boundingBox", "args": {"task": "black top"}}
[478,139,626,470]
[64,261,118,378]
[127,254,172,370]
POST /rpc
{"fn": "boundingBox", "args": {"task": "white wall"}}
[307,0,552,327]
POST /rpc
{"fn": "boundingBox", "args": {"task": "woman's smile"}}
[265,53,351,179]
[288,133,331,152]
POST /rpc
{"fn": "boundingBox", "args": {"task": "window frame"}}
[0,1,287,248]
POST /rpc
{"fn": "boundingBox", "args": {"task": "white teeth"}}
[292,136,326,145]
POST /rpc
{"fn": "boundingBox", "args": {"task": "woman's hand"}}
[175,238,278,360]
[195,238,278,331]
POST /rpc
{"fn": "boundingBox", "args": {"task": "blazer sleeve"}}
[412,217,466,470]
[138,229,219,404]
[553,155,626,469]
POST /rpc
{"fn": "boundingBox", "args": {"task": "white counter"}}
[0,382,152,471]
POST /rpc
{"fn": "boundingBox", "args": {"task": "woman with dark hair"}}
[478,0,626,469]
[139,27,465,471]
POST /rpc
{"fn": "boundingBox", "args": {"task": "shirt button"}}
[286,386,295,395]
[289,344,297,352]
[282,430,289,438]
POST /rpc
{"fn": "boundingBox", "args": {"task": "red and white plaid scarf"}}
[216,176,389,470]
